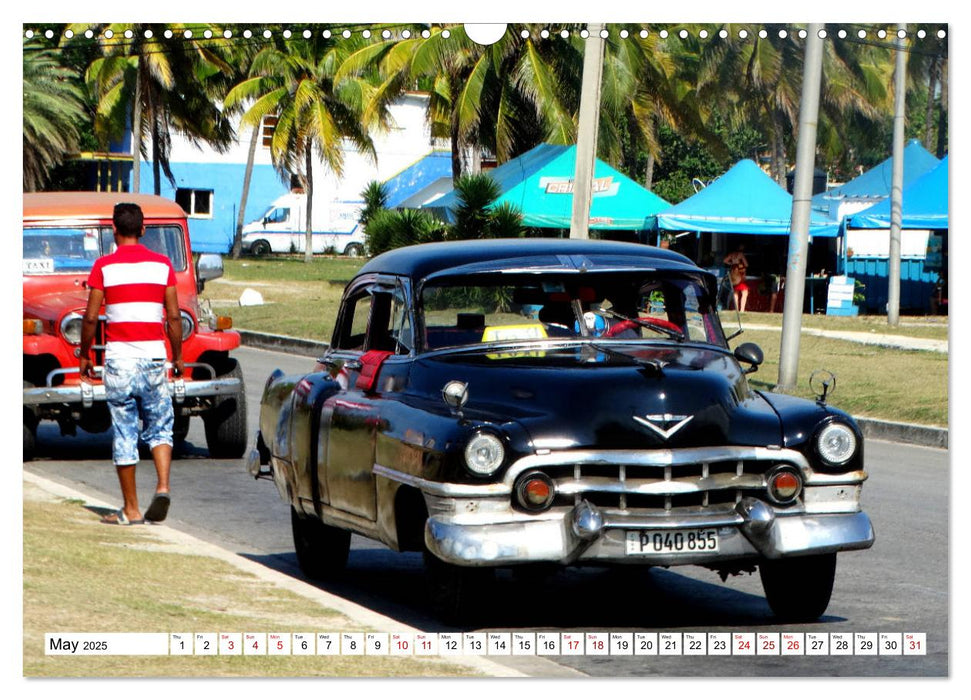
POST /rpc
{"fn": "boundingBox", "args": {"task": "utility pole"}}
[777,25,825,392]
[887,24,908,326]
[570,23,605,239]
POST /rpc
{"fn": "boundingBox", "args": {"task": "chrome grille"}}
[506,448,805,515]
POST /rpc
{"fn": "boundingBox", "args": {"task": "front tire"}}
[423,549,494,624]
[759,553,837,622]
[23,381,38,462]
[250,239,271,256]
[291,507,350,580]
[204,360,247,458]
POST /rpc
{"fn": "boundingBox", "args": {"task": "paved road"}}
[24,346,949,677]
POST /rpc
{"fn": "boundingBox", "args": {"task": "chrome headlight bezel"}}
[180,311,195,341]
[464,431,506,477]
[815,421,858,467]
[59,312,83,345]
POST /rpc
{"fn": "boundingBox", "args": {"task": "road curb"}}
[239,331,949,450]
[23,471,584,679]
[855,417,948,449]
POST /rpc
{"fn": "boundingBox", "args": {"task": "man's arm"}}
[79,288,104,378]
[164,286,184,376]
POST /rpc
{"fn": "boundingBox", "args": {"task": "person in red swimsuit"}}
[723,244,750,312]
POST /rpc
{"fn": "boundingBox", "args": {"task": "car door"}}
[321,277,411,521]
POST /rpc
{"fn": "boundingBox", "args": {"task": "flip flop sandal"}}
[144,493,171,523]
[101,509,145,526]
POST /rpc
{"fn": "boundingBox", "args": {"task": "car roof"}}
[358,238,705,281]
[23,192,187,221]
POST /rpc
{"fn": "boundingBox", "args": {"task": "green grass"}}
[23,483,479,678]
[201,256,949,426]
[733,327,948,426]
[733,310,950,341]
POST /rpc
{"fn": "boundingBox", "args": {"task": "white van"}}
[241,193,366,257]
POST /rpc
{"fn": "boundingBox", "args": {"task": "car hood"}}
[23,285,90,321]
[408,342,782,449]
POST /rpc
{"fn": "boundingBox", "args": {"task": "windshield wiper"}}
[597,307,685,341]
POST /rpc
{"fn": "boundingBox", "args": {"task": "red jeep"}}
[23,192,247,460]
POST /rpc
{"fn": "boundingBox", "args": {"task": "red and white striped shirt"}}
[87,244,177,359]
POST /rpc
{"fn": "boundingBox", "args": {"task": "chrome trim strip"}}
[372,464,509,498]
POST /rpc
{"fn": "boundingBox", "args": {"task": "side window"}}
[333,285,406,353]
[390,287,413,355]
[335,292,372,351]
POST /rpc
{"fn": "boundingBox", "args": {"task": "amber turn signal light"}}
[210,315,233,331]
[23,319,43,335]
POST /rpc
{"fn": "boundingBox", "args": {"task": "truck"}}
[240,192,366,257]
[23,192,248,461]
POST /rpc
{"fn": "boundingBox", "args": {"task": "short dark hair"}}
[113,202,144,238]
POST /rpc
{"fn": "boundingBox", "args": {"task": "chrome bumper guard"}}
[23,363,241,407]
[424,499,875,567]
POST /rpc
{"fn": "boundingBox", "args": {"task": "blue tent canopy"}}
[427,143,669,230]
[847,156,949,230]
[655,159,840,237]
[813,140,939,211]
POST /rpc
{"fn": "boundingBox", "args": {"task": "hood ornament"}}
[633,413,694,440]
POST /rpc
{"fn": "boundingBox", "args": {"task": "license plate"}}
[626,529,719,555]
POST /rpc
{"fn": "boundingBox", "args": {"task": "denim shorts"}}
[103,358,173,466]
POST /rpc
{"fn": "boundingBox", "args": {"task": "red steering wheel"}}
[605,316,683,338]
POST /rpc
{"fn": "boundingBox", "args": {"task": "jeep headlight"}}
[180,311,194,341]
[464,432,505,476]
[59,312,83,345]
[815,422,858,467]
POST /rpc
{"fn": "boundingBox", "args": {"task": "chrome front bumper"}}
[424,499,875,567]
[23,364,241,408]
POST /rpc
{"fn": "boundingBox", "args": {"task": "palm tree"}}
[23,39,88,191]
[225,33,392,262]
[71,23,235,194]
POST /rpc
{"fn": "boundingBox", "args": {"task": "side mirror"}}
[196,253,224,293]
[734,342,764,373]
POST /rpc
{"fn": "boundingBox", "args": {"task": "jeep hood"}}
[409,343,782,449]
[23,285,90,321]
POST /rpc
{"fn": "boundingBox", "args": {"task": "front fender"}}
[260,370,341,514]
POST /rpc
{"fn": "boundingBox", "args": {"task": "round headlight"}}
[816,422,858,466]
[180,311,195,341]
[464,432,505,476]
[59,312,83,345]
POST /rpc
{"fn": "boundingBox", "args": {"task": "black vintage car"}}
[248,238,873,622]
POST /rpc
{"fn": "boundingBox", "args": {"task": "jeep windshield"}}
[420,272,727,351]
[22,225,188,275]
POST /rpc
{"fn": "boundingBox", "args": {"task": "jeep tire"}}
[759,552,837,622]
[291,507,350,580]
[203,360,247,458]
[23,381,38,462]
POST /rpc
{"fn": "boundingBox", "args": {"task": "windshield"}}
[420,272,726,352]
[22,225,188,275]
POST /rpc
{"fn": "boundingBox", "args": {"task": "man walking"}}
[80,202,184,525]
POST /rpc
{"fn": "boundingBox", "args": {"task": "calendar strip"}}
[44,631,927,656]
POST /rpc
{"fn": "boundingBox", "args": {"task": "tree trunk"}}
[304,144,314,264]
[450,113,462,183]
[131,66,142,193]
[644,152,655,190]
[232,124,259,259]
[152,115,162,196]
[936,58,948,158]
[923,55,938,151]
